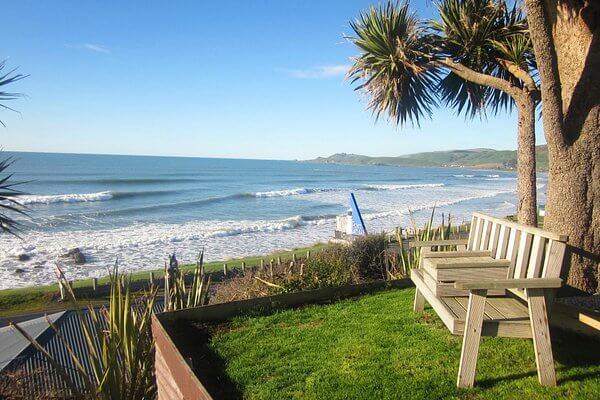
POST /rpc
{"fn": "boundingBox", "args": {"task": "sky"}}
[2,0,545,160]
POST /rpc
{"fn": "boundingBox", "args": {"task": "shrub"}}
[347,234,387,280]
[297,245,356,290]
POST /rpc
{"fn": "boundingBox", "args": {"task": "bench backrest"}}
[466,213,568,296]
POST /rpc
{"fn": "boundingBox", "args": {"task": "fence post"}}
[149,272,154,286]
[292,253,297,263]
[269,259,274,279]
[223,263,228,276]
[306,250,311,259]
[92,278,98,292]
[241,261,246,271]
[260,259,265,269]
[59,280,65,300]
[300,263,304,276]
[277,256,281,266]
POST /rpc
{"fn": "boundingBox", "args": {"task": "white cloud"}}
[67,43,111,54]
[286,64,350,79]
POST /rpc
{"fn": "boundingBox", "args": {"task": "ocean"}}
[0,151,545,289]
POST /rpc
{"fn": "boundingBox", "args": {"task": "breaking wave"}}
[18,191,114,205]
[363,183,444,191]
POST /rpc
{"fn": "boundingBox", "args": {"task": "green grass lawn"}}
[207,288,600,400]
[0,243,331,319]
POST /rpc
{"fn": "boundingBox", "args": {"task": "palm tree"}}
[348,0,540,226]
[0,60,28,235]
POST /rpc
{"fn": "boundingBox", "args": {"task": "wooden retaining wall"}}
[152,279,413,400]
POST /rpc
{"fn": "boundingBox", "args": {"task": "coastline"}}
[307,145,549,172]
[0,241,331,321]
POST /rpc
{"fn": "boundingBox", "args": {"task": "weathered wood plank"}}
[541,240,567,279]
[457,289,487,388]
[410,239,469,248]
[472,217,484,251]
[454,278,562,290]
[527,236,546,279]
[454,297,502,321]
[423,256,510,269]
[506,229,521,277]
[472,212,568,241]
[480,220,492,251]
[413,288,425,312]
[427,267,509,282]
[513,232,533,279]
[467,215,477,250]
[443,297,466,319]
[422,250,491,259]
[424,271,504,297]
[526,288,557,386]
[488,222,501,255]
[486,297,529,320]
[495,225,511,260]
[411,269,459,333]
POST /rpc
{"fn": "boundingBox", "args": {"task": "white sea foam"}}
[453,174,475,178]
[0,184,519,289]
[362,189,513,221]
[253,188,311,197]
[18,191,114,205]
[364,183,444,191]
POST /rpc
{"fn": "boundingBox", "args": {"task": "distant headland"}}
[308,145,548,171]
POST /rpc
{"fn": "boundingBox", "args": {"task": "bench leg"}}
[413,288,425,312]
[526,288,557,386]
[457,289,487,388]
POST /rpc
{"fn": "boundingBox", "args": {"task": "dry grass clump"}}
[212,235,394,304]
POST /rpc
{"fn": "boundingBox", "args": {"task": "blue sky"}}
[2,0,544,160]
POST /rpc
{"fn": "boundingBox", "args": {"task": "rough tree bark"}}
[524,0,599,294]
[516,95,538,226]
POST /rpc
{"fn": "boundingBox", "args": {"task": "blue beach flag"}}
[349,193,367,236]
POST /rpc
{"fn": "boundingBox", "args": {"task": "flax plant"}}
[165,251,211,311]
[11,262,158,400]
[393,207,459,274]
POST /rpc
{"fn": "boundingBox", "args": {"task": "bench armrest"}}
[409,239,468,248]
[454,278,562,290]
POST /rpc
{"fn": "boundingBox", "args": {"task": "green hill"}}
[310,145,548,171]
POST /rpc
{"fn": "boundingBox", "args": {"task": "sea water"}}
[0,151,545,289]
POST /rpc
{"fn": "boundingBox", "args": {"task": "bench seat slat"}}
[411,269,533,338]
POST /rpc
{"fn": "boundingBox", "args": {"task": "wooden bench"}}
[410,212,568,388]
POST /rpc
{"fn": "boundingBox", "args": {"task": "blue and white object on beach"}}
[349,193,367,236]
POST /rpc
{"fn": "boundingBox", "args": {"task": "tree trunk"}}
[524,0,600,294]
[516,96,538,226]
[546,138,599,294]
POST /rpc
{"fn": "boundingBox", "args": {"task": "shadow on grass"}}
[478,328,600,388]
[166,320,244,400]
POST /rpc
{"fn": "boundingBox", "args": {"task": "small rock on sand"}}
[15,268,26,274]
[17,254,31,262]
[61,248,86,264]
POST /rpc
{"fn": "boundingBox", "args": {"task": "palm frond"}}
[431,0,532,117]
[0,60,28,127]
[0,156,27,236]
[347,1,440,127]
